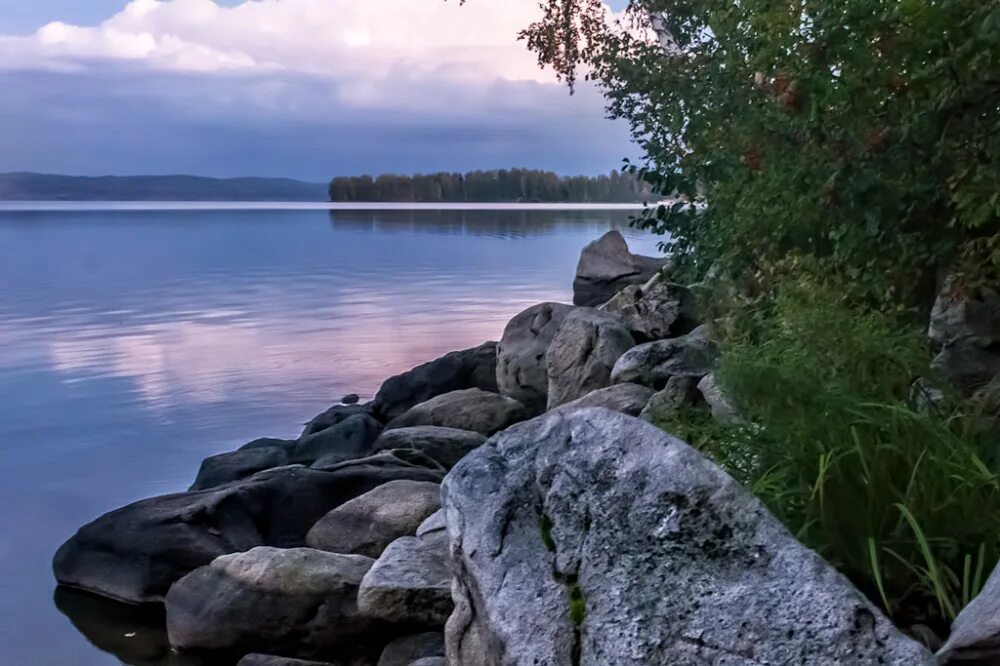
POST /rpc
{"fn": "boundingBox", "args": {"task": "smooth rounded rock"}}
[611,324,716,389]
[190,446,290,491]
[546,308,635,408]
[358,537,452,627]
[371,426,486,470]
[495,302,574,411]
[306,480,442,558]
[385,389,529,436]
[377,632,445,666]
[552,382,654,417]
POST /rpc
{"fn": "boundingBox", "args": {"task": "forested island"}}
[327,169,652,203]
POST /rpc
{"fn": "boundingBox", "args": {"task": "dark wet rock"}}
[377,632,445,666]
[306,480,441,558]
[302,403,375,437]
[552,383,654,417]
[373,342,498,422]
[572,230,668,307]
[639,375,702,422]
[600,275,700,341]
[358,537,452,627]
[370,426,486,470]
[929,276,1000,396]
[54,455,442,604]
[166,547,379,659]
[611,324,716,389]
[442,408,930,666]
[239,437,296,452]
[190,446,291,492]
[932,337,1000,397]
[385,389,529,437]
[293,414,383,466]
[341,394,361,405]
[495,302,574,412]
[546,308,635,409]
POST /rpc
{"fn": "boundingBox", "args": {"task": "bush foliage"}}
[508,0,1000,633]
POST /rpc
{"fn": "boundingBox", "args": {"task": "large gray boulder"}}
[302,402,375,437]
[54,454,443,604]
[573,230,667,307]
[938,561,1000,663]
[546,308,635,409]
[374,342,499,421]
[371,426,486,470]
[166,547,380,659]
[495,302,574,411]
[639,375,702,422]
[442,408,930,666]
[306,480,442,558]
[600,275,700,341]
[378,632,445,666]
[552,383,654,417]
[611,324,717,389]
[358,537,453,627]
[385,389,529,436]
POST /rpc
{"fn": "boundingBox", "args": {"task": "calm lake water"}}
[0,204,659,665]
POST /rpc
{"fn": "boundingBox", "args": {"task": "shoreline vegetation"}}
[0,169,652,204]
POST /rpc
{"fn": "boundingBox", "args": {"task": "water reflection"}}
[0,207,660,664]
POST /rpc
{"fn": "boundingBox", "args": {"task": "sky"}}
[0,0,636,181]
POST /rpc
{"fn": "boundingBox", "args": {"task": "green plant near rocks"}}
[695,280,999,634]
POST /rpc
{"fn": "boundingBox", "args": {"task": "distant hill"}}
[0,172,329,201]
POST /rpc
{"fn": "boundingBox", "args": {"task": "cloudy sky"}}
[0,0,635,181]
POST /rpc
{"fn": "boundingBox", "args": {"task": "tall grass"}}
[667,278,1000,633]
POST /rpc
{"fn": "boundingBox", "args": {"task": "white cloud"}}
[0,0,568,83]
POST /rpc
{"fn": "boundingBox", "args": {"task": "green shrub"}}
[704,280,1000,632]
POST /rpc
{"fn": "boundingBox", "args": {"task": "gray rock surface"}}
[371,426,486,470]
[166,547,379,658]
[409,659,445,666]
[938,561,1000,663]
[416,509,446,539]
[697,372,739,423]
[292,414,383,466]
[378,632,445,666]
[358,537,453,627]
[546,308,635,409]
[385,389,529,436]
[553,383,654,417]
[573,230,667,307]
[190,446,291,491]
[442,408,930,666]
[600,275,700,341]
[495,302,574,411]
[639,375,701,422]
[373,342,499,421]
[54,454,442,604]
[611,324,716,389]
[932,337,1000,397]
[306,480,442,558]
[929,276,1000,396]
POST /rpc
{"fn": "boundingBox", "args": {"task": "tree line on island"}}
[327,168,653,203]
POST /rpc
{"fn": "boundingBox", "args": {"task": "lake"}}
[0,204,660,665]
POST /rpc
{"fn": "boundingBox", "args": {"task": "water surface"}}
[0,205,658,664]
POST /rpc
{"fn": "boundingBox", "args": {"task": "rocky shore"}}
[53,231,997,665]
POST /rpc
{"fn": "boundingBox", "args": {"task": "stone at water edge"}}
[370,426,486,470]
[301,402,375,437]
[190,445,290,491]
[373,342,499,421]
[385,388,530,436]
[358,537,453,627]
[495,302,574,412]
[341,393,361,405]
[938,560,1000,663]
[551,383,655,417]
[442,408,931,666]
[306,479,442,558]
[53,454,443,604]
[611,324,717,389]
[166,547,380,658]
[291,413,383,465]
[572,230,668,307]
[546,308,635,409]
